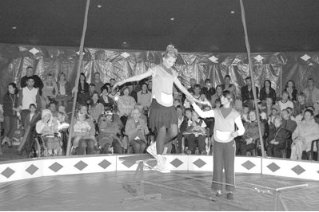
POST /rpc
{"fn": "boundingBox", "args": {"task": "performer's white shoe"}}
[154,155,171,173]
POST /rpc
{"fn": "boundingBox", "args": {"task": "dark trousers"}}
[3,116,17,139]
[77,138,96,155]
[266,144,283,158]
[131,139,146,153]
[100,139,123,154]
[239,142,256,156]
[21,110,29,127]
[186,134,206,154]
[212,140,235,192]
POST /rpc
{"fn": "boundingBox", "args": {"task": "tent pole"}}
[239,0,266,158]
[66,0,91,156]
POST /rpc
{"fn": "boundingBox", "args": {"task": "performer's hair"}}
[222,90,233,101]
[163,44,178,59]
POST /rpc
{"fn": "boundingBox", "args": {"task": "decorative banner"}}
[0,43,319,104]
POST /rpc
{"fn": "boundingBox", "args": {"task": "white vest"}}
[22,87,38,110]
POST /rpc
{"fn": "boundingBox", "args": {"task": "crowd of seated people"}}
[1,66,319,162]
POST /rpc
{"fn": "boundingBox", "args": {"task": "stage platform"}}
[0,154,318,210]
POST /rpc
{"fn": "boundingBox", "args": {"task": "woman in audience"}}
[291,109,319,160]
[125,108,149,153]
[70,110,96,155]
[88,91,104,124]
[42,73,58,103]
[2,83,19,146]
[99,85,114,108]
[97,109,123,154]
[56,72,71,107]
[260,80,276,103]
[36,109,61,156]
[211,85,223,108]
[76,73,90,105]
[284,80,298,102]
[239,110,264,156]
[137,82,152,113]
[221,75,237,98]
[266,116,291,158]
[117,86,136,126]
[277,91,294,111]
[294,92,307,117]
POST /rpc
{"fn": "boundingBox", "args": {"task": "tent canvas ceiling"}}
[0,0,319,52]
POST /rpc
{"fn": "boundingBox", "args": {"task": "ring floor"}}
[0,171,318,211]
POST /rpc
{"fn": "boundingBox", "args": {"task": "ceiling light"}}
[170,17,175,21]
[230,10,235,14]
[12,26,17,30]
[97,4,102,8]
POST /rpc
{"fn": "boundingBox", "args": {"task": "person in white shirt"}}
[277,91,294,111]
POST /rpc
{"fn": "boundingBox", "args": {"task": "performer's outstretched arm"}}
[113,69,154,90]
[191,102,215,119]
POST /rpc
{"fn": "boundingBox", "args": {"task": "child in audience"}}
[184,110,207,154]
[71,111,96,155]
[36,109,61,156]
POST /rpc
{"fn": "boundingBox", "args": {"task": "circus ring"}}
[0,155,318,211]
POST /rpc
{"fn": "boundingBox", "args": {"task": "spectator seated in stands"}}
[284,80,298,102]
[117,86,136,126]
[294,92,307,118]
[125,108,149,154]
[35,109,62,156]
[70,111,96,155]
[281,108,297,134]
[277,91,294,111]
[266,116,291,158]
[260,80,276,104]
[239,110,264,156]
[183,110,207,155]
[97,109,123,154]
[291,109,319,160]
[211,85,223,109]
[99,85,114,108]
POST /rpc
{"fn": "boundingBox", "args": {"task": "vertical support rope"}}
[239,0,266,158]
[66,0,91,156]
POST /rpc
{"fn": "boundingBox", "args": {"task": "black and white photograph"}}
[0,0,318,211]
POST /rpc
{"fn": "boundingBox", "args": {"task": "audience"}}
[284,80,298,102]
[241,76,259,110]
[239,110,265,156]
[92,72,104,94]
[97,109,123,154]
[56,72,71,107]
[2,83,19,146]
[42,73,58,103]
[260,80,276,103]
[303,78,319,107]
[291,109,319,160]
[125,108,149,153]
[266,116,291,158]
[3,70,319,163]
[117,86,136,126]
